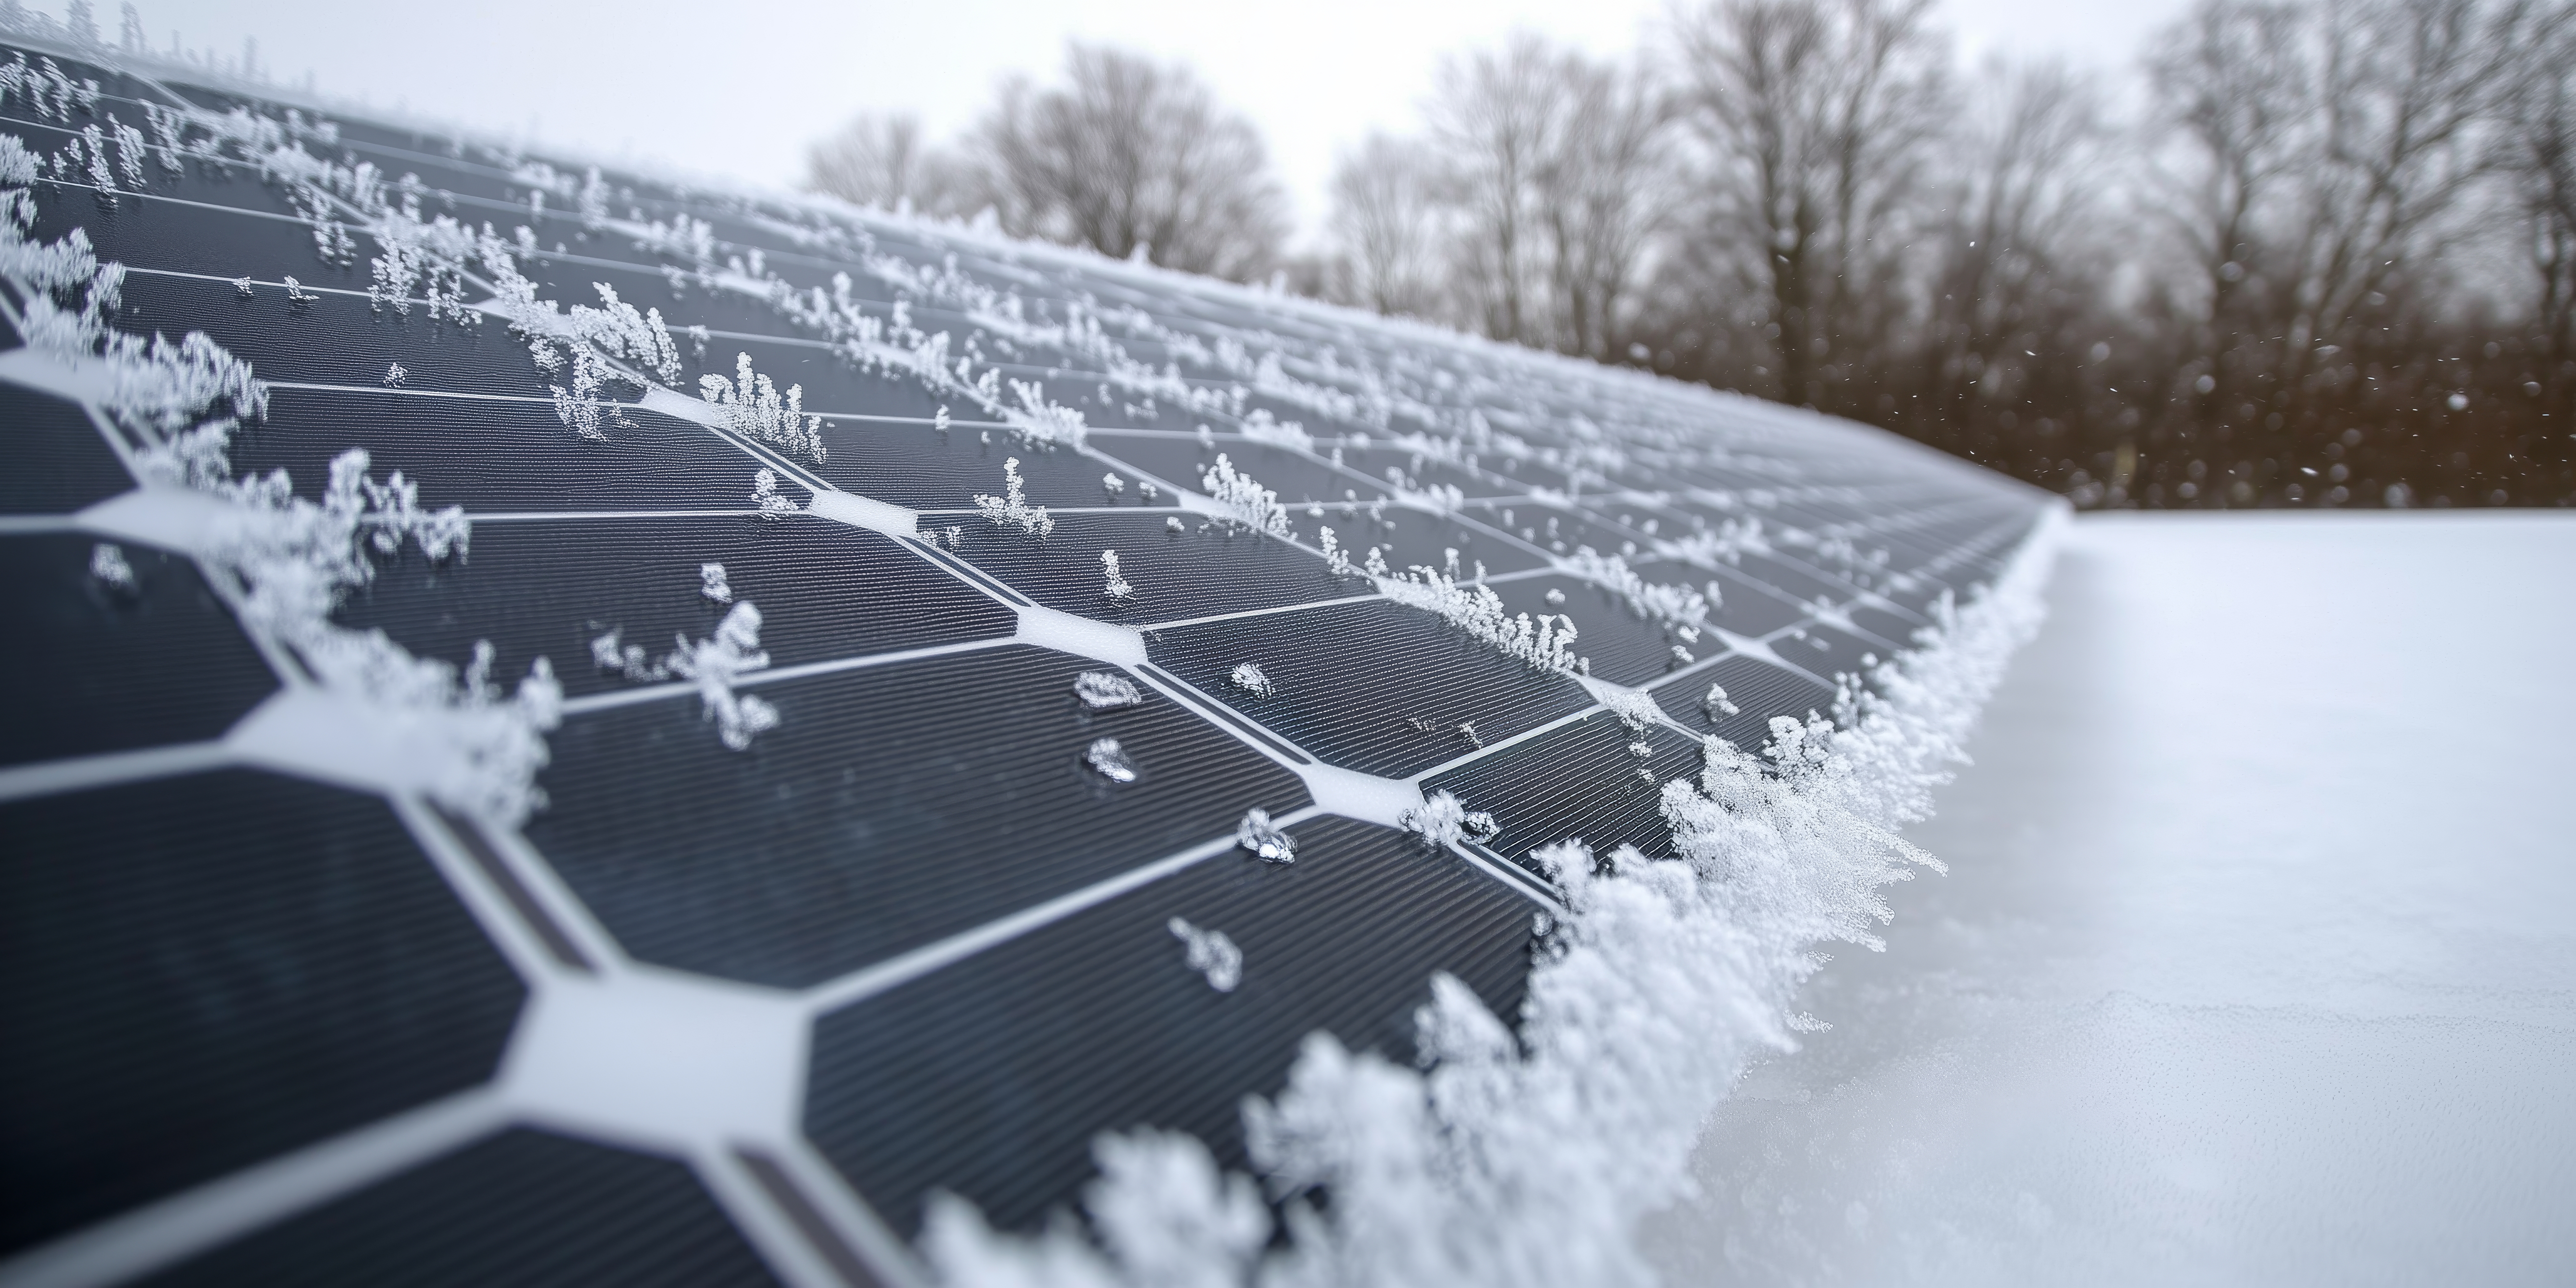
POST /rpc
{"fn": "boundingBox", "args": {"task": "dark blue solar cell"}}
[525,644,1311,987]
[1146,598,1593,778]
[0,770,525,1254]
[226,386,764,513]
[948,511,1353,625]
[137,1130,780,1288]
[0,533,276,768]
[1423,710,1703,879]
[114,270,554,398]
[0,384,131,514]
[335,512,1014,701]
[805,815,1537,1237]
[1649,653,1836,753]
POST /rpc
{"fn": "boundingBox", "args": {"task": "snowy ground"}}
[1638,512,2576,1287]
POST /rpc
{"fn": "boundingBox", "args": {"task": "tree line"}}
[807,0,2576,510]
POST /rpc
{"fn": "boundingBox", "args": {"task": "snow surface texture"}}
[922,515,2060,1287]
[0,30,2057,1288]
[1639,514,2576,1288]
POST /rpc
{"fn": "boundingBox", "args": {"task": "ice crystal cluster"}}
[1073,671,1144,710]
[1373,561,1584,675]
[1235,809,1296,863]
[1401,789,1501,849]
[701,352,825,463]
[586,578,784,753]
[1200,454,1290,537]
[974,457,1054,538]
[1562,547,1715,631]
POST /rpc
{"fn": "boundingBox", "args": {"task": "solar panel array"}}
[0,35,2050,1288]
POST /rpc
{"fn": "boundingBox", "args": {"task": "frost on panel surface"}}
[0,44,2057,1285]
[806,817,1535,1241]
[524,646,1311,987]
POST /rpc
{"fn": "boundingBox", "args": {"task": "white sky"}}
[140,0,2184,243]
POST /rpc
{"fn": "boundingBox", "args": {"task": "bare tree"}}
[1670,0,1951,409]
[1328,133,1449,318]
[957,44,1287,281]
[806,114,961,213]
[2502,3,2576,415]
[1429,34,1566,345]
[1916,60,2121,459]
[1406,36,1675,355]
[2148,0,2541,501]
[1533,52,1673,360]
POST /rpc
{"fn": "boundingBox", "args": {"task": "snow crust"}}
[1639,514,2576,1287]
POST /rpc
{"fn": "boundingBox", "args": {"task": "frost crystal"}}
[1655,517,1770,567]
[1564,548,1711,631]
[88,541,134,591]
[1085,736,1139,784]
[1238,408,1312,453]
[1377,564,1584,674]
[1166,515,1184,533]
[1602,686,1662,731]
[1401,789,1500,849]
[1236,808,1296,863]
[1073,671,1144,710]
[1103,472,1125,495]
[1317,526,1357,576]
[665,602,780,751]
[700,353,825,463]
[750,467,799,519]
[382,362,405,387]
[973,457,1054,537]
[1167,917,1243,992]
[1101,549,1135,600]
[1201,454,1290,537]
[1001,379,1087,448]
[1229,662,1273,698]
[1706,683,1741,717]
[699,562,732,603]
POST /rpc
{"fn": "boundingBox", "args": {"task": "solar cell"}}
[0,31,2055,1287]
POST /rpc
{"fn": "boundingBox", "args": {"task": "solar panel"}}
[0,33,2054,1288]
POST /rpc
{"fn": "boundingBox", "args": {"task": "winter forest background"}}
[808,0,2576,512]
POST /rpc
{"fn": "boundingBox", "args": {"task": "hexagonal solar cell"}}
[0,38,2054,1285]
[134,1130,779,1288]
[804,816,1535,1238]
[0,385,132,515]
[525,644,1311,987]
[0,534,278,768]
[0,770,525,1254]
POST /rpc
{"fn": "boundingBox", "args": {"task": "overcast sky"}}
[145,0,2187,242]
